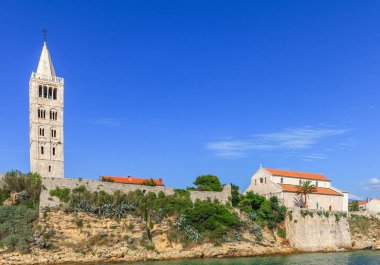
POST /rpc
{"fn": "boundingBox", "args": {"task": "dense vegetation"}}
[49,176,286,244]
[0,170,287,253]
[0,170,41,252]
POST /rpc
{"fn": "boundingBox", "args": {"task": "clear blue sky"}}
[0,1,379,200]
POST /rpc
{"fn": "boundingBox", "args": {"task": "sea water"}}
[76,250,380,265]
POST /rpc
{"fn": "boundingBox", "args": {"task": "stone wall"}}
[285,210,351,251]
[40,178,232,210]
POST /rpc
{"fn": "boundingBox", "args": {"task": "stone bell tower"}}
[29,40,64,178]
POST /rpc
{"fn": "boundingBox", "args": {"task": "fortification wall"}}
[40,178,231,210]
[285,210,351,251]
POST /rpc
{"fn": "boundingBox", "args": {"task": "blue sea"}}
[78,251,380,265]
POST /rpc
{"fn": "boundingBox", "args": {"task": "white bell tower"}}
[29,37,64,178]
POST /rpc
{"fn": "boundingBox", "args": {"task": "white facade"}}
[29,42,64,178]
[245,168,348,212]
[365,199,380,213]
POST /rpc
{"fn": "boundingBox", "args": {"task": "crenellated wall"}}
[39,178,232,210]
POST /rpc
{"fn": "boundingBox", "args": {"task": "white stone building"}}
[245,167,349,211]
[353,198,380,213]
[29,41,64,178]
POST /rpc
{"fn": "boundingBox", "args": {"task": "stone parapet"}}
[40,178,231,210]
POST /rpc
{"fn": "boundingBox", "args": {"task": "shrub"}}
[141,179,157,187]
[0,205,38,253]
[0,189,10,205]
[49,187,71,203]
[278,228,286,238]
[192,175,223,192]
[3,171,41,200]
[145,245,155,251]
[183,200,241,240]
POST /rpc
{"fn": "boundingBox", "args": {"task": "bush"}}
[141,179,157,187]
[183,200,241,240]
[0,189,10,205]
[192,175,223,192]
[278,228,286,238]
[3,171,41,200]
[49,187,71,203]
[0,205,38,253]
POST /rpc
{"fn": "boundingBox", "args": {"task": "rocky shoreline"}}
[1,210,379,265]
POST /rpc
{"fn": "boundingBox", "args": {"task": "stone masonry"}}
[40,177,232,210]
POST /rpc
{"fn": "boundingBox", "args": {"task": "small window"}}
[52,147,56,156]
[53,88,57,100]
[51,129,56,138]
[39,128,44,136]
[43,86,48,98]
[299,180,302,185]
[39,85,43,97]
[48,165,51,172]
[280,178,284,184]
[260,178,263,184]
[41,146,44,155]
[38,109,41,118]
[316,181,318,187]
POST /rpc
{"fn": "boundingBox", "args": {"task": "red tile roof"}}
[278,184,342,196]
[264,168,330,182]
[101,176,164,186]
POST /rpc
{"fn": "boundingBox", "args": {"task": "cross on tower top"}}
[43,28,48,42]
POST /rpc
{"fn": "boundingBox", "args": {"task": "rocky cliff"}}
[0,210,292,265]
[1,210,379,265]
[285,210,351,252]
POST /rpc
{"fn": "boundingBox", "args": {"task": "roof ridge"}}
[264,168,324,176]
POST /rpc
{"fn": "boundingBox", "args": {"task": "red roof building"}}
[101,176,164,186]
[245,167,349,211]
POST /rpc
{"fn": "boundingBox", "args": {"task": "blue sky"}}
[0,1,379,200]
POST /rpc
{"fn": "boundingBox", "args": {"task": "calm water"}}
[76,251,380,265]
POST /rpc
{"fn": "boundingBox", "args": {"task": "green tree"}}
[296,180,317,208]
[238,192,266,212]
[231,184,241,207]
[184,200,240,240]
[141,179,157,186]
[193,175,223,191]
[349,201,359,211]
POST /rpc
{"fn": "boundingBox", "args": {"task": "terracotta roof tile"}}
[101,176,164,186]
[278,184,342,196]
[264,168,330,182]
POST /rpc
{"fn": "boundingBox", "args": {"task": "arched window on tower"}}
[51,128,57,138]
[41,146,44,155]
[39,85,43,97]
[48,165,51,172]
[50,110,58,121]
[43,86,48,98]
[52,147,56,156]
[38,109,41,118]
[39,127,44,137]
[53,88,57,100]
[48,87,53,99]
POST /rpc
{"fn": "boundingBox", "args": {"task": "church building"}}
[245,167,349,211]
[29,41,64,178]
